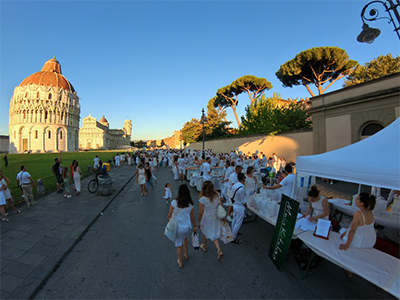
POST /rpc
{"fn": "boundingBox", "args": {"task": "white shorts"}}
[179,167,186,175]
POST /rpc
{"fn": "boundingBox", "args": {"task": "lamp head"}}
[357,23,380,44]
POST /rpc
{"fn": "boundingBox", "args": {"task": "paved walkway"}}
[1,164,395,299]
[1,165,136,299]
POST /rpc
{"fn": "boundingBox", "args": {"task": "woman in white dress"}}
[197,180,224,260]
[244,166,257,195]
[302,186,329,221]
[0,174,9,222]
[167,184,196,268]
[73,161,82,195]
[340,192,377,250]
[136,163,147,196]
[0,170,20,214]
[173,156,179,181]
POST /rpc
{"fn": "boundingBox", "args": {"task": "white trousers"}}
[231,204,245,239]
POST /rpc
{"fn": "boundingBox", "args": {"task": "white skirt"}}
[2,188,11,199]
[0,191,6,205]
[175,224,191,247]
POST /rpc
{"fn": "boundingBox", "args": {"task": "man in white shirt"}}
[115,153,121,170]
[201,157,212,181]
[178,155,187,182]
[17,165,36,207]
[94,155,100,170]
[226,165,243,220]
[262,164,295,198]
[231,173,247,244]
[261,154,267,168]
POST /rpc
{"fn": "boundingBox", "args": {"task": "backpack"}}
[52,164,57,175]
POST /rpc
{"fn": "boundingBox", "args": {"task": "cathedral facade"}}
[8,57,80,153]
[79,115,132,150]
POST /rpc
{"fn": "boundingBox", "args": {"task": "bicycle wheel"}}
[88,179,98,193]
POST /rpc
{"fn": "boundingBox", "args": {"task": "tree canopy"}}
[181,118,201,144]
[181,99,231,145]
[240,93,312,135]
[214,75,273,128]
[343,54,400,87]
[276,46,358,97]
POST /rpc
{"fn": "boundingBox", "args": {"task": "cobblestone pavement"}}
[1,165,136,299]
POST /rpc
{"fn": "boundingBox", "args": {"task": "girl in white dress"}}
[136,163,147,196]
[164,183,172,203]
[197,180,224,260]
[73,161,82,195]
[167,184,196,268]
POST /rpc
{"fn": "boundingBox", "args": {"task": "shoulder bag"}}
[164,204,182,242]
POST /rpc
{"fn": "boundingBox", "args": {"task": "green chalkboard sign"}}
[269,194,299,270]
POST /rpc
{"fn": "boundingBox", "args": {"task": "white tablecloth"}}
[247,205,304,238]
[298,231,400,298]
[330,199,400,230]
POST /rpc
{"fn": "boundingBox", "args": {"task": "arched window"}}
[60,131,63,139]
[25,92,28,98]
[45,111,48,120]
[361,123,384,138]
[35,131,38,139]
[48,131,51,139]
[48,93,52,100]
[37,92,40,98]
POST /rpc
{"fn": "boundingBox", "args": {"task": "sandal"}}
[232,239,242,244]
[200,244,207,252]
[237,231,242,235]
[217,250,224,260]
[177,259,183,268]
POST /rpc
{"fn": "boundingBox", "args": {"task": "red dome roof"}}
[19,56,75,93]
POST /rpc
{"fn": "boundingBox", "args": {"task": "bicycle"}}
[88,159,113,193]
[88,169,101,193]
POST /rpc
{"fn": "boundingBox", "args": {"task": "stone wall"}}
[0,136,9,153]
[186,130,313,162]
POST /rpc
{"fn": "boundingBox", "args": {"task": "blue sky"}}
[1,0,399,140]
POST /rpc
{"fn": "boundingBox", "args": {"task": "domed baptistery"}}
[9,56,80,153]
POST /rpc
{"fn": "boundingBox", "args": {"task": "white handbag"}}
[216,205,227,219]
[192,232,200,250]
[164,207,181,242]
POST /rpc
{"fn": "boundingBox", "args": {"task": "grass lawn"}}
[0,151,122,187]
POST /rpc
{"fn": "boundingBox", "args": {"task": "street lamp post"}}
[357,0,400,43]
[200,108,207,157]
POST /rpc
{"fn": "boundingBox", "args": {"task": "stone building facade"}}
[79,115,132,150]
[309,73,400,154]
[8,57,80,153]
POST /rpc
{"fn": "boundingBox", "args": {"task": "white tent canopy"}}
[296,118,400,190]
